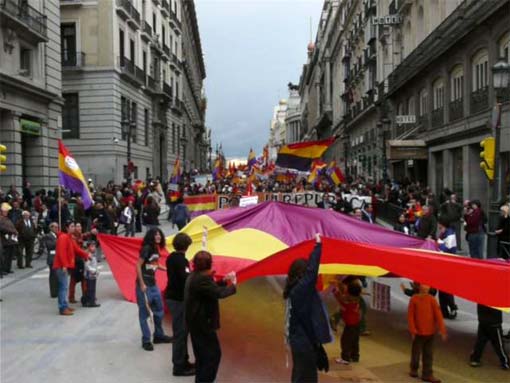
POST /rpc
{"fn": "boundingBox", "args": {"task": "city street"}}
[1,220,509,383]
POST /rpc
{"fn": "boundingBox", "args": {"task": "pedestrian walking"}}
[407,284,447,383]
[165,232,195,377]
[283,234,332,383]
[135,228,173,351]
[15,210,37,269]
[495,204,510,259]
[120,201,136,237]
[53,221,90,316]
[470,304,509,370]
[184,251,237,383]
[142,196,160,231]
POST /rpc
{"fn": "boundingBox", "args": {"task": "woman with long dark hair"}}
[135,228,173,351]
[284,234,332,383]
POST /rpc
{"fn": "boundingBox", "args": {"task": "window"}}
[432,79,445,110]
[472,49,489,91]
[131,102,137,143]
[499,31,510,63]
[162,26,166,46]
[153,13,157,33]
[121,96,128,140]
[144,108,149,146]
[419,88,428,116]
[62,93,79,139]
[61,23,77,66]
[19,47,31,76]
[407,96,415,115]
[450,65,464,101]
[130,39,135,63]
[143,51,147,73]
[172,124,176,154]
[119,29,124,64]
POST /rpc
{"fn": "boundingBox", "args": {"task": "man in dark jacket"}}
[439,194,463,250]
[42,222,59,297]
[15,210,37,268]
[416,205,437,240]
[184,251,236,383]
[470,304,509,370]
[165,233,195,377]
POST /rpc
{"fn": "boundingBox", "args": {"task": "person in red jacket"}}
[53,221,90,316]
[408,284,447,383]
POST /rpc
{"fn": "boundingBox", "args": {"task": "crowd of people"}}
[1,174,509,383]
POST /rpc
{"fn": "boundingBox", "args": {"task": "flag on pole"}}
[307,160,327,184]
[213,157,223,181]
[326,161,345,186]
[247,148,257,169]
[58,139,93,209]
[262,145,269,168]
[170,158,181,184]
[276,137,335,171]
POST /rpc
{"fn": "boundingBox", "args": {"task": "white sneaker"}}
[335,357,350,365]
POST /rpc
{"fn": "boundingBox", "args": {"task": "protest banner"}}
[371,281,391,312]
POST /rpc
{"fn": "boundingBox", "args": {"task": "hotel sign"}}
[396,115,416,124]
[372,15,402,25]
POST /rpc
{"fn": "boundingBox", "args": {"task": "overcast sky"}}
[195,0,323,158]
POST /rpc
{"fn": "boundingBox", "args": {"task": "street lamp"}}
[487,58,510,258]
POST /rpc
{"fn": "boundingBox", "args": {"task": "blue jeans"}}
[135,284,165,344]
[468,232,485,259]
[56,268,69,313]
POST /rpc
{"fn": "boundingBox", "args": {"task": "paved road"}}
[1,220,509,383]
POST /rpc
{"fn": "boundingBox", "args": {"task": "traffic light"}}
[480,137,495,181]
[0,144,6,172]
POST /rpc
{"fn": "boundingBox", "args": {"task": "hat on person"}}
[148,253,160,262]
[1,202,12,211]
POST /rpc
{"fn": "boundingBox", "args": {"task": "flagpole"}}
[58,184,62,230]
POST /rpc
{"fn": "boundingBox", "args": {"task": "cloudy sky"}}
[195,0,323,158]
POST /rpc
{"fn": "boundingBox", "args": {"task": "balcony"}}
[417,114,429,131]
[62,50,86,69]
[470,86,489,115]
[170,53,181,71]
[169,10,181,32]
[431,108,444,128]
[119,56,144,87]
[161,0,170,17]
[150,37,163,55]
[162,44,170,61]
[449,99,464,122]
[147,75,157,92]
[135,66,146,86]
[60,0,85,7]
[171,98,184,115]
[0,0,47,44]
[163,82,173,99]
[141,21,152,42]
[364,45,376,65]
[116,0,140,29]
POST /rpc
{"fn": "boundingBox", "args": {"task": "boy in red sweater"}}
[53,221,90,316]
[334,283,362,365]
[408,284,447,383]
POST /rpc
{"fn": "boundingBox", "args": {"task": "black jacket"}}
[184,272,236,333]
[477,304,502,326]
[165,251,189,301]
[287,243,332,351]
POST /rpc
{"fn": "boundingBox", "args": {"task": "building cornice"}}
[183,0,206,80]
[0,72,62,105]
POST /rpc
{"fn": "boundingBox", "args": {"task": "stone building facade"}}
[0,0,62,191]
[59,0,207,186]
[293,0,509,203]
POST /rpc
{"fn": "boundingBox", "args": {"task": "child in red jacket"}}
[334,283,362,365]
[408,284,447,383]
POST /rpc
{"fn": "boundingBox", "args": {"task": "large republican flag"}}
[276,138,335,171]
[98,201,510,308]
[58,140,93,209]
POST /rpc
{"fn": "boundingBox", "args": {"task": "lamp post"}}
[487,58,510,258]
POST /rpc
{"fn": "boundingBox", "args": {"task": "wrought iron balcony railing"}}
[449,99,464,122]
[62,50,86,68]
[470,86,489,115]
[431,107,444,128]
[0,0,47,41]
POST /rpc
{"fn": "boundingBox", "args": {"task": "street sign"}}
[396,115,416,124]
[386,140,428,160]
[372,15,402,25]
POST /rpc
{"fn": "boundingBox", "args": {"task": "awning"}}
[20,119,41,136]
